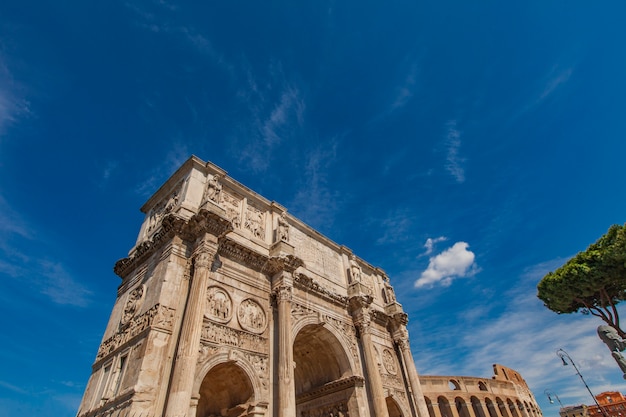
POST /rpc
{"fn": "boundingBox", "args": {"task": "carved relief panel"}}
[145,185,181,237]
[222,191,243,230]
[205,286,233,324]
[244,203,265,240]
[237,298,267,334]
[120,285,145,327]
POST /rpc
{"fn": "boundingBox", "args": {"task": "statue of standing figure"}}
[598,325,626,379]
[349,255,362,283]
[277,212,289,242]
[204,173,222,204]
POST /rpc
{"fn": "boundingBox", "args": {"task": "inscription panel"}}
[291,228,343,284]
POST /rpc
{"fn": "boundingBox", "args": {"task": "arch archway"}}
[439,396,453,417]
[485,398,499,417]
[425,396,437,417]
[386,396,404,417]
[293,324,355,415]
[472,396,487,417]
[456,397,471,417]
[195,362,254,417]
[507,399,520,417]
[496,397,509,417]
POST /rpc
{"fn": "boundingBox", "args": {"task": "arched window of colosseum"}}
[478,381,488,391]
[449,379,461,390]
[386,396,403,417]
[485,398,499,417]
[439,396,453,417]
[456,397,471,417]
[507,399,520,417]
[517,400,528,417]
[472,396,487,417]
[196,362,254,417]
[425,396,437,417]
[293,324,352,399]
[497,397,510,417]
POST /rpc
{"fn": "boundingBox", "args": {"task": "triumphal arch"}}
[77,156,431,417]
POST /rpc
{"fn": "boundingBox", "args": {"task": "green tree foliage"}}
[537,224,626,337]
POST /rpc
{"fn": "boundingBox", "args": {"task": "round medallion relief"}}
[237,298,267,334]
[382,349,397,375]
[205,286,232,323]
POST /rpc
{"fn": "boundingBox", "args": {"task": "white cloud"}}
[444,120,466,183]
[390,62,419,112]
[539,67,573,102]
[423,236,447,256]
[415,241,477,288]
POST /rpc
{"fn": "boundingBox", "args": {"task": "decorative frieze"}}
[382,348,398,375]
[97,304,175,360]
[200,321,269,354]
[230,349,270,391]
[300,400,350,417]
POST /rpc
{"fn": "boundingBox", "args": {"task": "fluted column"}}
[350,295,389,417]
[276,284,295,417]
[164,247,215,417]
[395,331,430,417]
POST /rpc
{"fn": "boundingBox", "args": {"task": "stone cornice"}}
[293,272,348,307]
[218,237,268,271]
[114,210,232,279]
[296,375,364,402]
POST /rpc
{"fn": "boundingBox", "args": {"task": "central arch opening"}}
[196,362,254,417]
[293,324,354,415]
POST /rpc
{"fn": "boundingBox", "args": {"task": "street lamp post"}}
[544,389,563,408]
[556,349,609,417]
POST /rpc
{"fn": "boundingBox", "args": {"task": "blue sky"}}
[1,1,626,416]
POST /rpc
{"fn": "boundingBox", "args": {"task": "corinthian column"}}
[164,247,214,417]
[394,329,430,417]
[276,284,295,417]
[350,295,389,417]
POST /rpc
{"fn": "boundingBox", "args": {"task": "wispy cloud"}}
[390,62,419,112]
[135,142,189,197]
[444,120,466,183]
[422,236,447,256]
[0,195,92,307]
[538,66,573,103]
[375,209,415,245]
[238,83,306,173]
[415,241,478,288]
[289,142,339,230]
[0,54,30,141]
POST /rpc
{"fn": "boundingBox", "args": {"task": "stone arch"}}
[425,396,437,417]
[439,396,453,417]
[507,399,520,417]
[496,397,509,417]
[472,396,487,417]
[386,395,404,417]
[516,400,528,417]
[192,348,264,415]
[485,398,499,417]
[292,315,358,375]
[292,323,354,396]
[195,362,254,417]
[478,381,488,391]
[449,379,461,390]
[456,397,471,417]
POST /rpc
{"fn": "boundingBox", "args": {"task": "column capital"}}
[274,285,293,304]
[264,254,304,276]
